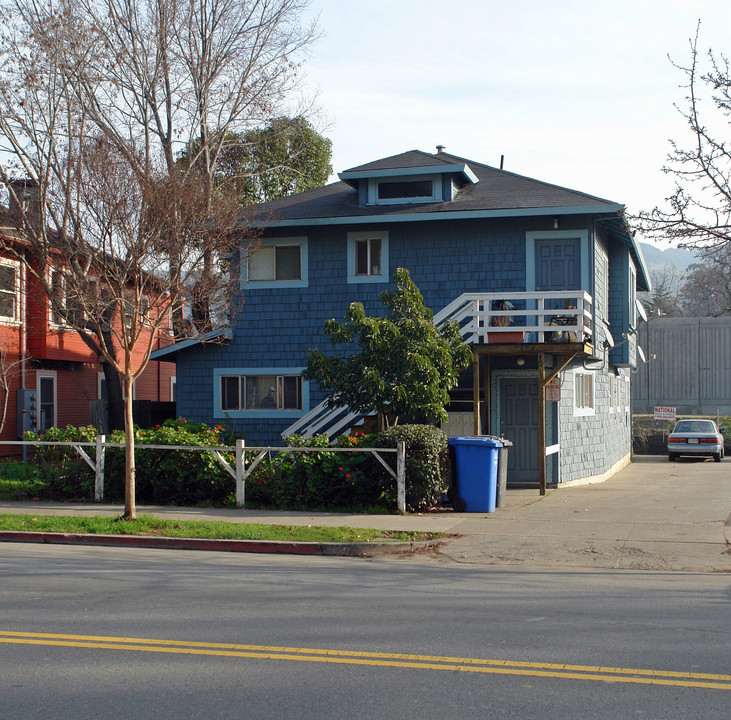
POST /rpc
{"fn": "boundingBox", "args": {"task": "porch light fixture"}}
[516,357,526,366]
[553,217,559,229]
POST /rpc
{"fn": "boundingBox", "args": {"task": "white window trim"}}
[347,231,389,284]
[241,237,309,289]
[49,268,66,328]
[368,175,442,205]
[213,367,308,419]
[99,374,136,400]
[170,376,177,403]
[525,229,589,292]
[597,244,609,323]
[629,263,637,328]
[573,369,595,417]
[0,256,22,325]
[37,370,57,430]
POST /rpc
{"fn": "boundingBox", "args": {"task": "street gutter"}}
[0,530,446,557]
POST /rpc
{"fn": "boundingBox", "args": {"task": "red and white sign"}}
[654,406,676,421]
[545,377,561,402]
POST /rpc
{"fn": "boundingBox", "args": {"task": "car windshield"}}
[672,420,716,433]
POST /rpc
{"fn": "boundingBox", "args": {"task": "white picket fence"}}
[0,439,408,513]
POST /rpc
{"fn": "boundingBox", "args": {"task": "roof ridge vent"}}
[436,145,445,154]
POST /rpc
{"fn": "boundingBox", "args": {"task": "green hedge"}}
[25,420,235,505]
[24,425,98,499]
[25,422,449,511]
[367,424,449,511]
[104,419,233,505]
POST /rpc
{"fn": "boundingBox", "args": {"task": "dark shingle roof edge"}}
[253,203,626,227]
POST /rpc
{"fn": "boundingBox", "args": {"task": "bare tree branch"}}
[634,23,731,249]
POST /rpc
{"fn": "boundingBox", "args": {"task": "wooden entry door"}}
[499,376,539,485]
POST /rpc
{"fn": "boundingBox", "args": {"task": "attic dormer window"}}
[369,175,441,205]
[378,180,433,200]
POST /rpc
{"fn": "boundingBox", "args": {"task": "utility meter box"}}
[16,389,38,438]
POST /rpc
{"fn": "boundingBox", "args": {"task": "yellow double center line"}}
[1,631,729,690]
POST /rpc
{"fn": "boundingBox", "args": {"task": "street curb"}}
[0,531,440,557]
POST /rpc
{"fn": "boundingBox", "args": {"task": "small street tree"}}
[304,268,472,430]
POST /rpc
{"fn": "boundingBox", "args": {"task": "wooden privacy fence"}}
[0,439,408,513]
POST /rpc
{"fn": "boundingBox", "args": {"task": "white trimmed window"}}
[49,268,66,326]
[0,258,21,323]
[37,371,57,431]
[347,231,389,284]
[219,373,302,413]
[122,291,150,333]
[574,371,595,416]
[630,264,637,327]
[244,237,308,288]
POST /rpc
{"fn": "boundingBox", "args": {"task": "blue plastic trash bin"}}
[449,436,503,512]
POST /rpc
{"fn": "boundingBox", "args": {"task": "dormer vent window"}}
[377,179,433,201]
[337,157,479,208]
[369,175,442,205]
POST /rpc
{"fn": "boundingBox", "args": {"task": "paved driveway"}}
[439,456,731,571]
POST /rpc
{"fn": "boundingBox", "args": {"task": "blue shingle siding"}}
[174,212,637,452]
[177,217,541,443]
[607,243,630,366]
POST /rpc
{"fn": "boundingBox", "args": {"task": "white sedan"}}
[667,419,724,462]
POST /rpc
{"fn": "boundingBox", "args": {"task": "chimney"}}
[436,145,445,154]
[7,178,41,230]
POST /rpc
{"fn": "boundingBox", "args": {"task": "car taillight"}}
[700,438,719,444]
[668,437,683,443]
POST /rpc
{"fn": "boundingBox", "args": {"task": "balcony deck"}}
[432,290,594,349]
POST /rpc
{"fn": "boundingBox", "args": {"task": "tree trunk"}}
[123,375,136,520]
[101,361,124,431]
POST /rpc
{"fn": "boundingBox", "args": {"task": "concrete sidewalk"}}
[1,457,729,571]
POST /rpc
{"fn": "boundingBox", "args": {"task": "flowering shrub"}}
[246,428,447,512]
[104,418,233,505]
[245,432,385,510]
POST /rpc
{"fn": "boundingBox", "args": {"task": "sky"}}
[300,0,731,246]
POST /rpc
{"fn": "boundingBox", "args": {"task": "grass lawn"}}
[0,513,445,544]
[0,462,44,501]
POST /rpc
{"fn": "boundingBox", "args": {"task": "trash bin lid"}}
[449,436,503,448]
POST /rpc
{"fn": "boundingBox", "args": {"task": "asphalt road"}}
[1,545,729,719]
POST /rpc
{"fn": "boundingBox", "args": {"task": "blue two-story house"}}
[154,148,650,490]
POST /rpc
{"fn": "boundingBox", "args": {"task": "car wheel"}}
[668,453,676,462]
[714,452,722,462]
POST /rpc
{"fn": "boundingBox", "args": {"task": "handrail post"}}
[236,438,245,508]
[396,441,406,513]
[95,434,105,502]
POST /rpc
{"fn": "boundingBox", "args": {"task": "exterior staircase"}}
[282,290,592,440]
